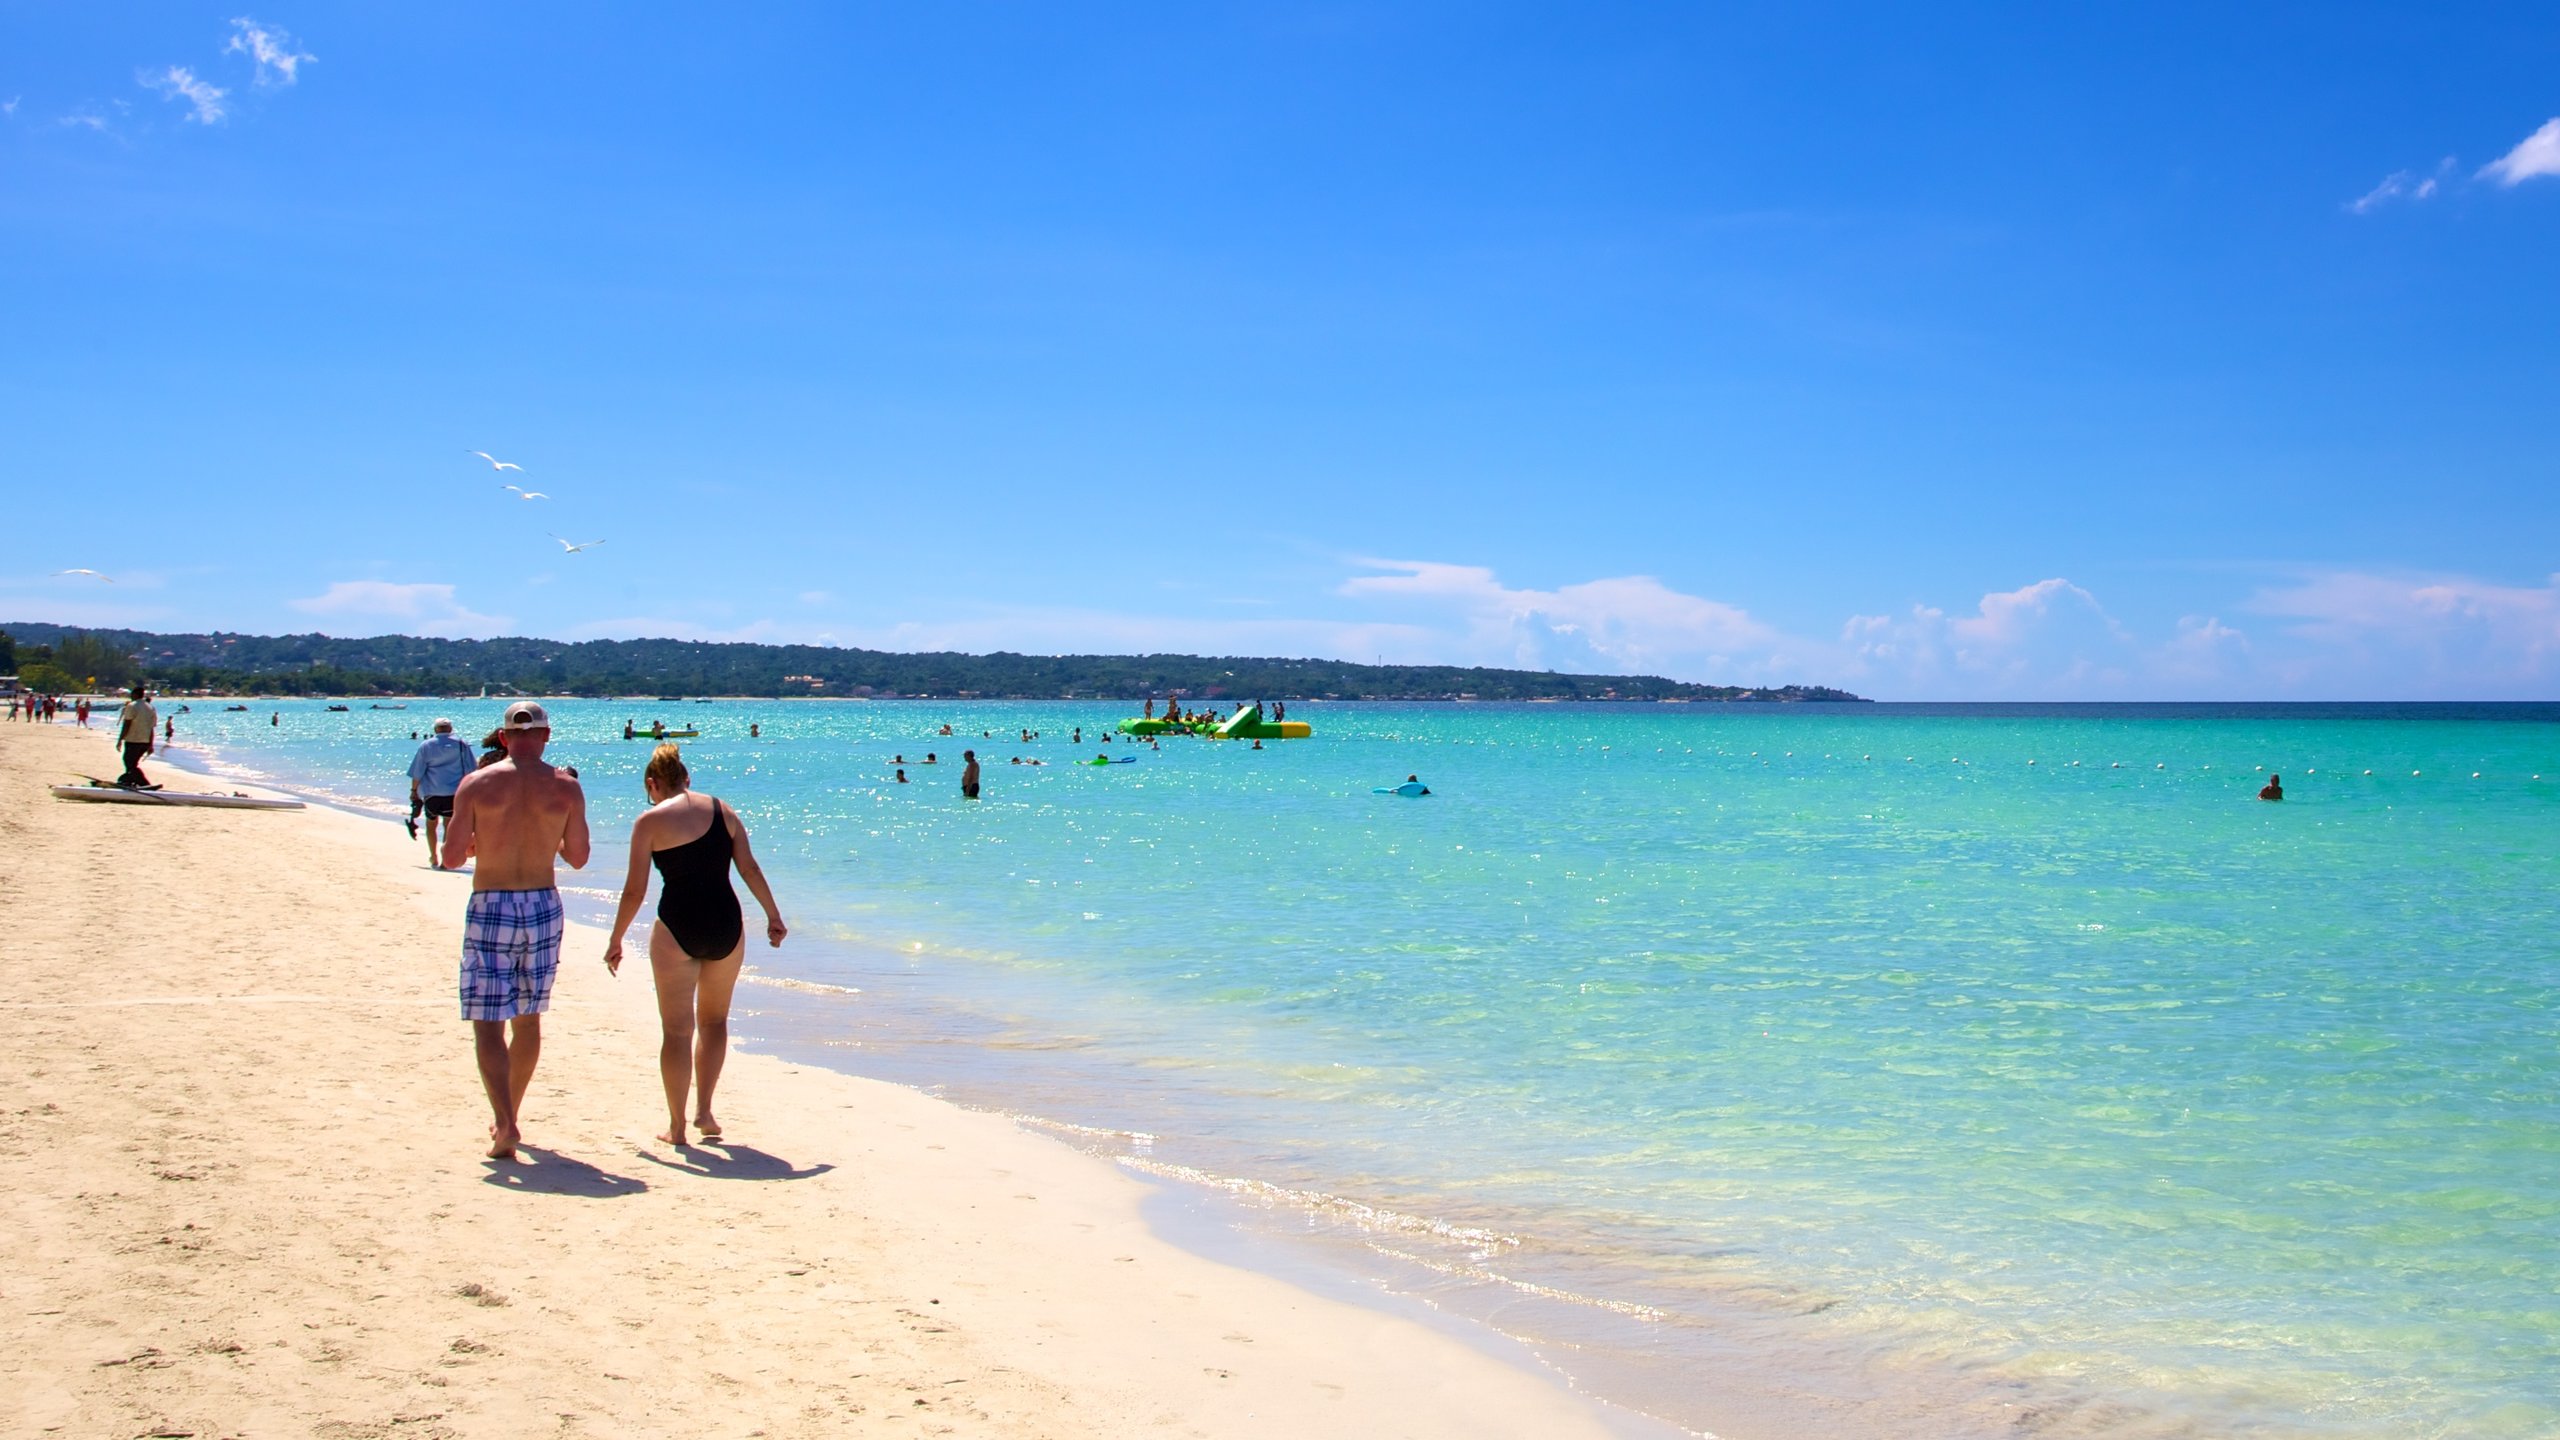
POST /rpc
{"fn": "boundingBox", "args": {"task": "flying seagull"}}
[466,450,523,472]
[502,484,551,501]
[52,567,114,582]
[551,534,605,554]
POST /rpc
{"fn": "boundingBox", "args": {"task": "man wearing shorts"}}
[407,717,475,866]
[442,701,590,1160]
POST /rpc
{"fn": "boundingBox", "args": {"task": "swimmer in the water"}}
[895,768,908,784]
[2259,774,2284,801]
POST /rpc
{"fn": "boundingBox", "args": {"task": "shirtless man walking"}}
[442,702,591,1159]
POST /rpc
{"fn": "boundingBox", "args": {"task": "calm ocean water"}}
[173,698,2558,1439]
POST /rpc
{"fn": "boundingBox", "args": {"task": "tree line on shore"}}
[0,623,1865,703]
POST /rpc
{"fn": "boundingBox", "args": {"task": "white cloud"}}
[3,97,18,118]
[2478,118,2560,187]
[827,607,1439,666]
[141,65,227,124]
[56,109,112,132]
[2347,161,2450,214]
[1842,578,2138,695]
[2244,569,2560,692]
[1337,559,1785,676]
[562,617,786,644]
[291,581,507,637]
[225,18,314,85]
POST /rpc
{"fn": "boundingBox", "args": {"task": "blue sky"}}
[5,3,2556,698]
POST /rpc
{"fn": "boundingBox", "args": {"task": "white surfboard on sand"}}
[52,782,305,811]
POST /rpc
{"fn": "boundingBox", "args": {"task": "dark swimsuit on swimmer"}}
[653,798,743,961]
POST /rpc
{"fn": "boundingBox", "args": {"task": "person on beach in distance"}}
[603,743,787,1146]
[961,749,981,799]
[442,701,591,1161]
[407,718,475,867]
[2259,774,2284,801]
[116,685,158,788]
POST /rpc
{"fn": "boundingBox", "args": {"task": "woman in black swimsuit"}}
[604,744,788,1146]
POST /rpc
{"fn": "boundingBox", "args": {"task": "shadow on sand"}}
[481,1144,651,1197]
[639,1141,834,1182]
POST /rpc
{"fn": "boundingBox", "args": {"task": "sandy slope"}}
[0,721,1624,1439]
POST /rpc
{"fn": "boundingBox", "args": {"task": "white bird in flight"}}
[52,568,113,583]
[466,450,523,472]
[502,484,551,501]
[551,535,605,554]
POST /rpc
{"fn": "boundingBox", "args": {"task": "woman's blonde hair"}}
[645,742,689,792]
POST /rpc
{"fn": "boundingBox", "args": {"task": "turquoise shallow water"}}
[171,699,2559,1438]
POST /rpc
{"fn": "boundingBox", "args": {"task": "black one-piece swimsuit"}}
[654,799,743,961]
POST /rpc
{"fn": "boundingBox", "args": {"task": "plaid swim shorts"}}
[459,887,565,1022]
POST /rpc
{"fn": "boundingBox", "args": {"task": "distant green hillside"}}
[0,622,1864,703]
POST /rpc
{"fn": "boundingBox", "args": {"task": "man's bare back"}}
[444,714,591,1161]
[444,749,591,884]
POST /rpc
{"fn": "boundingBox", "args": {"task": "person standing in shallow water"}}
[2259,774,2284,801]
[961,749,981,799]
[442,702,591,1161]
[603,743,787,1147]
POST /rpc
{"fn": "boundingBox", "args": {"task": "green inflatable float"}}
[1115,703,1310,740]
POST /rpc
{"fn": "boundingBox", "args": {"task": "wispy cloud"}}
[562,616,788,645]
[225,18,314,85]
[2347,158,2453,214]
[2,97,18,118]
[56,108,113,132]
[2243,569,2560,692]
[1338,559,1784,676]
[140,65,227,124]
[2478,117,2560,187]
[291,581,508,637]
[1842,578,2139,695]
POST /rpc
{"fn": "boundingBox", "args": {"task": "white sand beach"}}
[0,722,1631,1439]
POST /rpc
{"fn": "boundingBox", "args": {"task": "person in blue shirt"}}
[409,717,477,868]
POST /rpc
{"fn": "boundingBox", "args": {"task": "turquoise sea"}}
[170,699,2558,1439]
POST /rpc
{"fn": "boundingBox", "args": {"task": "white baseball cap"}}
[501,701,551,731]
